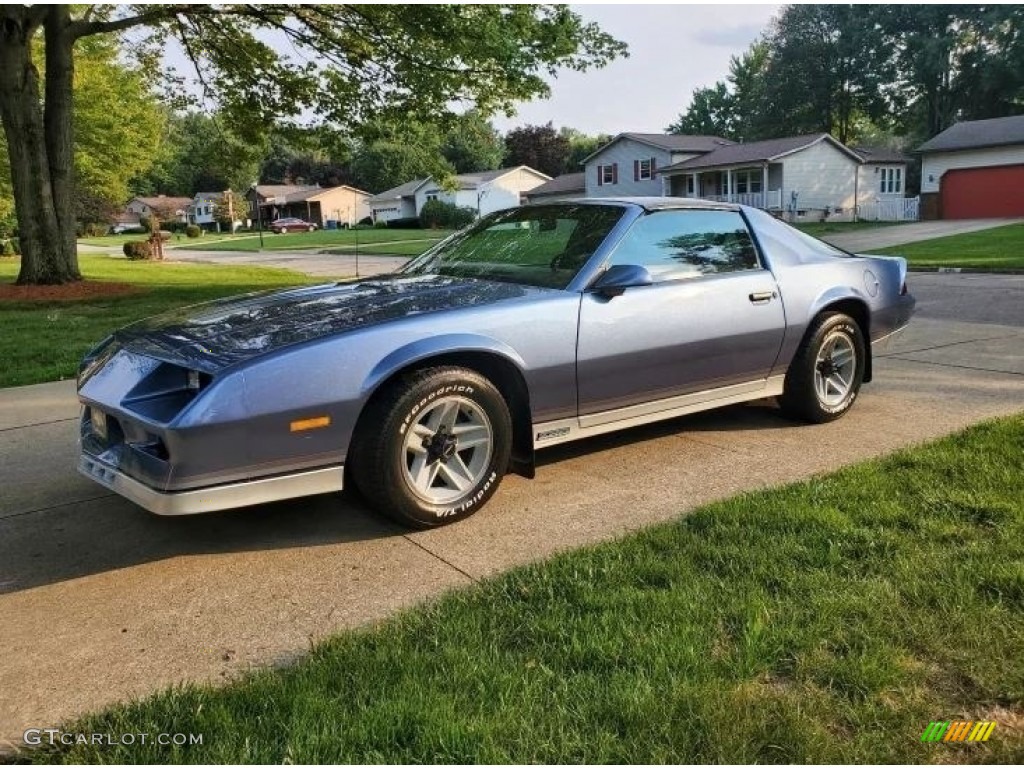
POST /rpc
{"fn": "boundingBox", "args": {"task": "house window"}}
[426,192,438,202]
[685,176,695,196]
[601,165,615,185]
[729,170,763,195]
[638,159,653,181]
[880,167,902,194]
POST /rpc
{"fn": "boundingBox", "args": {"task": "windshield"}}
[400,204,626,289]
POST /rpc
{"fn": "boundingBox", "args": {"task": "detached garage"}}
[918,114,1024,220]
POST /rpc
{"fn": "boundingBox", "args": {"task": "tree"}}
[667,82,736,138]
[876,5,1024,142]
[72,35,164,216]
[504,122,571,177]
[762,5,888,144]
[440,110,505,173]
[134,111,265,195]
[258,124,357,187]
[350,120,455,193]
[667,42,774,141]
[0,5,625,285]
[561,127,611,172]
[212,189,246,231]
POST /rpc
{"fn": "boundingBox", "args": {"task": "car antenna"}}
[354,220,360,279]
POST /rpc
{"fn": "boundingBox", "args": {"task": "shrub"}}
[139,215,155,233]
[123,240,152,260]
[185,224,202,238]
[450,205,477,228]
[358,216,373,226]
[419,199,477,229]
[1,239,16,257]
[373,219,388,228]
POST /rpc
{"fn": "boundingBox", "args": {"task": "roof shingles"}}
[917,115,1024,153]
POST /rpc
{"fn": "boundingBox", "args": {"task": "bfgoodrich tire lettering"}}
[351,367,512,528]
[779,311,866,424]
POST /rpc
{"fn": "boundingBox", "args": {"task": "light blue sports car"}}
[77,198,915,527]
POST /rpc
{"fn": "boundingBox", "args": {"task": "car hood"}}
[113,275,542,373]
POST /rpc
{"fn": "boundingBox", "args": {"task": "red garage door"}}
[941,164,1024,219]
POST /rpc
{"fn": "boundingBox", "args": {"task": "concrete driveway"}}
[1,274,1022,750]
[823,218,1020,253]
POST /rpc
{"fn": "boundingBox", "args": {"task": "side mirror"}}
[591,264,653,298]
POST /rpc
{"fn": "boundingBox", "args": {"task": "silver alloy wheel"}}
[402,395,494,505]
[813,330,856,407]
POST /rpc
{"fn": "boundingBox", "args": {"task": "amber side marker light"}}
[290,416,331,432]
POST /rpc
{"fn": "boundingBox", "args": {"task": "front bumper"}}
[78,454,344,516]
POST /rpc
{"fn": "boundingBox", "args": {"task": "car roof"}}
[527,196,742,212]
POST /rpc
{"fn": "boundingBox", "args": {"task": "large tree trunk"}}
[45,5,79,280]
[0,6,79,285]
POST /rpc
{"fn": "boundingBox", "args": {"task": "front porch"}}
[666,164,784,211]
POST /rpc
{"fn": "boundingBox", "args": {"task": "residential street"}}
[1,273,1022,750]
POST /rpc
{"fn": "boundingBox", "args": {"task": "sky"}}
[491,4,783,135]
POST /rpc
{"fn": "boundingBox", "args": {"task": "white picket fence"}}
[703,189,784,210]
[859,196,920,222]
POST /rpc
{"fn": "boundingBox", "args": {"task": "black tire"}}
[350,366,512,528]
[779,311,866,423]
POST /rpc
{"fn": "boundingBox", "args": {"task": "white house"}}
[415,167,550,218]
[188,192,223,228]
[582,133,734,198]
[370,166,550,223]
[658,133,913,222]
[917,114,1024,219]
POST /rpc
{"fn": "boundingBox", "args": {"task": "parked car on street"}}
[269,217,317,233]
[77,198,915,527]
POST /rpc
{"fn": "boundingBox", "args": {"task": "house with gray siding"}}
[658,133,913,222]
[582,133,733,198]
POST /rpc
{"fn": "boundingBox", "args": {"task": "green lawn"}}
[175,228,454,253]
[31,415,1024,763]
[877,222,1024,270]
[0,255,312,387]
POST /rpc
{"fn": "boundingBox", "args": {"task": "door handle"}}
[749,291,775,304]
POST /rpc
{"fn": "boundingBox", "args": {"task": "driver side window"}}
[608,210,761,282]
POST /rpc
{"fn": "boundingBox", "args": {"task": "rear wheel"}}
[350,367,512,528]
[307,225,315,232]
[779,312,865,423]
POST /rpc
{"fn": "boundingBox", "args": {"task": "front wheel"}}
[350,367,512,528]
[779,312,865,423]
[307,225,315,232]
